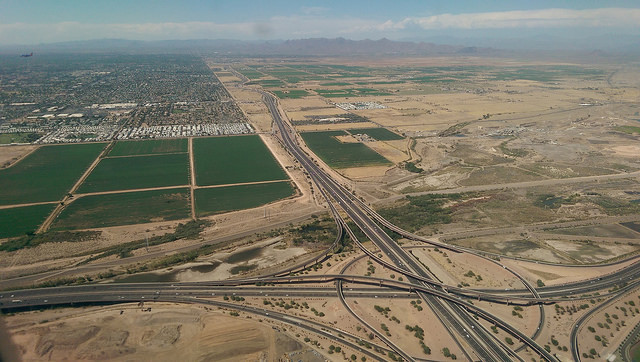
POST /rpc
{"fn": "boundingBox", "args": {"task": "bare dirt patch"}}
[503,256,640,286]
[366,141,408,164]
[144,237,309,282]
[335,134,358,143]
[6,303,313,361]
[0,145,37,168]
[413,247,521,290]
[339,166,391,179]
[0,220,180,271]
[543,239,637,263]
[295,121,377,132]
[349,297,464,360]
[609,145,640,158]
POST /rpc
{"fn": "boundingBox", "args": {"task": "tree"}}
[505,337,514,345]
[443,347,451,357]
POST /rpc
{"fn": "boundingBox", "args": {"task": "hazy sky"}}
[1,0,639,46]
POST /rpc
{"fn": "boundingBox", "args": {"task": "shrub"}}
[505,337,514,345]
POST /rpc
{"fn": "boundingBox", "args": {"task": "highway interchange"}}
[2,91,640,361]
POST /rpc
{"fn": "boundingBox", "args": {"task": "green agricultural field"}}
[0,203,56,238]
[272,89,310,99]
[193,135,288,186]
[0,143,105,205]
[77,153,189,193]
[489,68,560,82]
[109,138,187,156]
[235,68,263,79]
[348,127,404,141]
[287,64,336,74]
[320,82,352,86]
[249,79,285,88]
[301,131,392,168]
[0,132,42,144]
[52,188,190,230]
[615,125,640,135]
[354,80,406,85]
[316,89,359,98]
[195,181,295,216]
[315,88,390,98]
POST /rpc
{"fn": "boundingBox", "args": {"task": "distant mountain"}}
[269,37,479,56]
[0,37,497,57]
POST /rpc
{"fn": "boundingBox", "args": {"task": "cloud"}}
[395,8,640,30]
[300,6,328,15]
[0,8,638,45]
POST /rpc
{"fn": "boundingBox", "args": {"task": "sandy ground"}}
[366,140,408,164]
[349,297,465,360]
[335,134,358,143]
[5,303,318,361]
[295,122,377,132]
[339,165,391,179]
[503,256,640,286]
[544,239,637,264]
[473,299,540,346]
[239,293,381,360]
[412,247,519,290]
[610,144,640,157]
[120,237,309,282]
[0,220,181,278]
[0,145,37,168]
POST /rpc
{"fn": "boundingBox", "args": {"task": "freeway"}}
[482,259,640,298]
[264,94,502,360]
[8,269,635,310]
[0,284,415,307]
[262,92,555,361]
